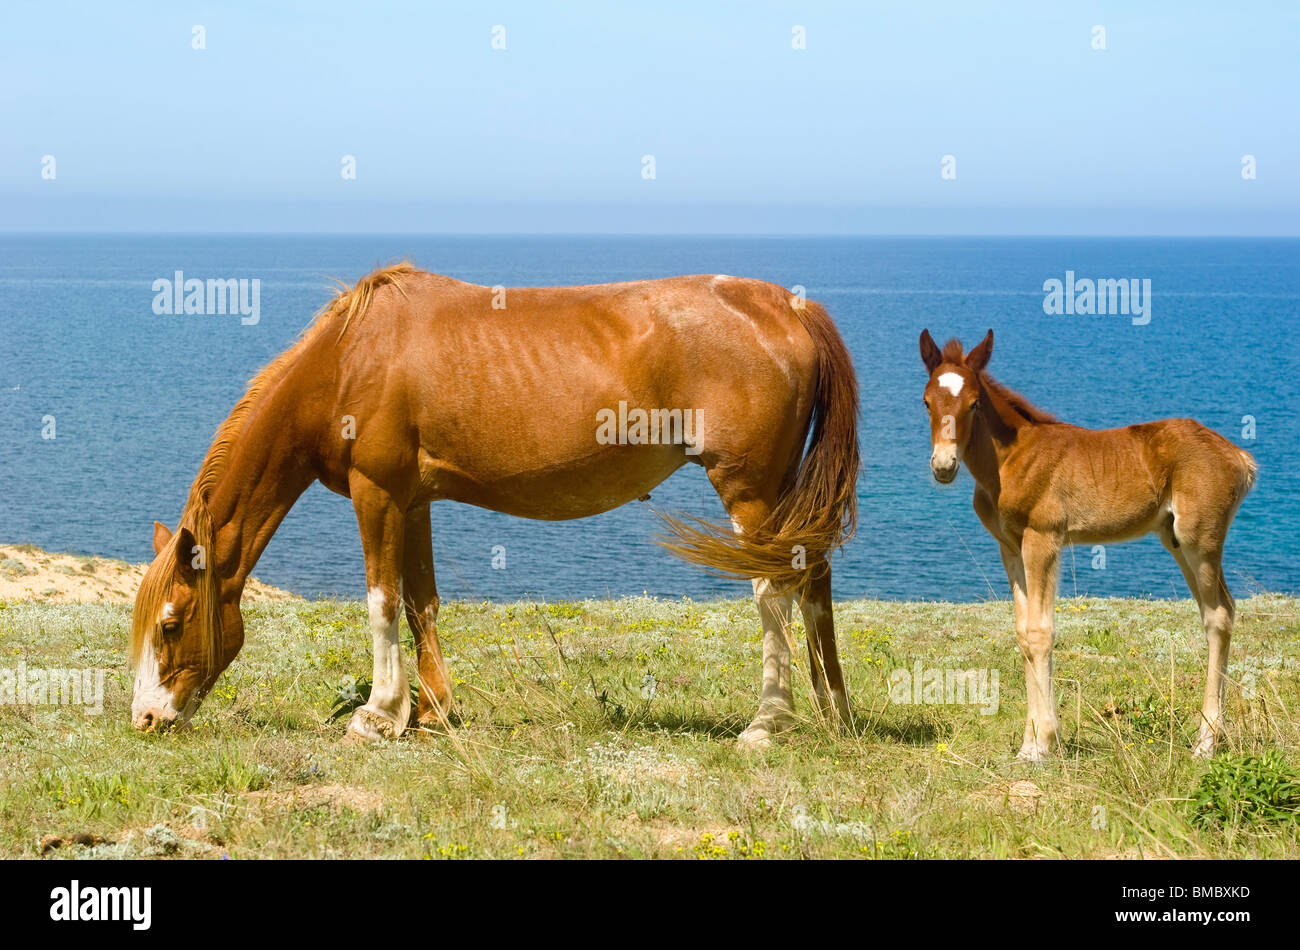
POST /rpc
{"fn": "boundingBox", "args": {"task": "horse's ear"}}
[153,521,173,555]
[919,329,942,373]
[173,526,198,581]
[966,329,994,373]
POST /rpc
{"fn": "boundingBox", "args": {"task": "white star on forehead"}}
[938,372,964,396]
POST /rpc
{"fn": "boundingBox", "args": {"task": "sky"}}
[2,1,1297,233]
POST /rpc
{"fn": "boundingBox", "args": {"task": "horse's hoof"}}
[415,712,451,733]
[346,706,402,742]
[1192,735,1218,759]
[736,725,773,751]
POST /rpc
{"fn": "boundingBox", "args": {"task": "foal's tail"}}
[1234,448,1258,498]
[656,300,861,594]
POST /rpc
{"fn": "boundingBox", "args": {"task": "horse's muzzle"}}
[133,708,179,732]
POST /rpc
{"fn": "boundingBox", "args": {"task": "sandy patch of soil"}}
[244,784,384,814]
[0,544,298,604]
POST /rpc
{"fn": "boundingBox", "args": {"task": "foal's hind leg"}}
[403,504,452,728]
[800,565,853,731]
[1188,549,1234,758]
[1017,529,1062,761]
[1162,520,1234,757]
[346,474,412,741]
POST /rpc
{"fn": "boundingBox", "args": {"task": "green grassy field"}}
[2,593,1298,859]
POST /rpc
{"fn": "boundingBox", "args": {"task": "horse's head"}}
[129,518,244,731]
[918,328,993,484]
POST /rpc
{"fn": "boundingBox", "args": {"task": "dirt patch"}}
[0,544,298,604]
[40,832,108,854]
[245,784,384,814]
[968,779,1045,814]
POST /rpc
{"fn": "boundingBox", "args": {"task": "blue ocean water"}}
[0,235,1295,602]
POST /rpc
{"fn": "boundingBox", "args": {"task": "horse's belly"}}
[420,444,689,521]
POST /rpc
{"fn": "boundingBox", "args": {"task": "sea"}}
[1,235,1295,602]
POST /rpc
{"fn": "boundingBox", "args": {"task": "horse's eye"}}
[161,621,180,637]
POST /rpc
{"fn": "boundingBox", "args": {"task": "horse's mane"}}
[130,262,416,671]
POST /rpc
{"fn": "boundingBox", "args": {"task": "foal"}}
[919,329,1256,759]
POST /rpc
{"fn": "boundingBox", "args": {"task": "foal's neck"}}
[964,373,1038,494]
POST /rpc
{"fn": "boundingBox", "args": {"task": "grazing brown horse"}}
[131,264,860,747]
[919,329,1255,760]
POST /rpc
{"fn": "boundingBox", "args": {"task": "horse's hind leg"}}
[346,473,412,741]
[800,565,852,731]
[403,504,452,728]
[723,496,796,749]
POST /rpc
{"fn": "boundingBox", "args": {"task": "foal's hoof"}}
[1192,734,1219,759]
[345,707,403,742]
[1015,743,1052,763]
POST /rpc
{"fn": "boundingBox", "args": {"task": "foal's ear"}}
[919,329,942,373]
[153,521,173,555]
[966,329,994,373]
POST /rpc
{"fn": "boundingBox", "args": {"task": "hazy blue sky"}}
[2,1,1297,233]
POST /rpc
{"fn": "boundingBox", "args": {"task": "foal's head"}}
[918,329,993,483]
[129,517,244,731]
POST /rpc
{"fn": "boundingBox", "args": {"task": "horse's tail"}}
[656,300,861,593]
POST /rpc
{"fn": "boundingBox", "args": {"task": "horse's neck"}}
[204,384,319,597]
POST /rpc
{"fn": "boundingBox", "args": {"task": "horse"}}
[131,263,861,748]
[918,329,1256,760]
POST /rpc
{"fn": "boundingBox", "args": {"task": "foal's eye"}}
[161,621,180,637]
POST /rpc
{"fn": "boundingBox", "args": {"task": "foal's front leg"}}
[1017,529,1061,761]
[346,475,412,741]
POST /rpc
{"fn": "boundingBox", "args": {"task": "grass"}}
[1,593,1297,859]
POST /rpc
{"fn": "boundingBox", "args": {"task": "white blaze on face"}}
[131,603,179,723]
[937,372,965,397]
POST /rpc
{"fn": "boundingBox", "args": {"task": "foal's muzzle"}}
[930,449,959,484]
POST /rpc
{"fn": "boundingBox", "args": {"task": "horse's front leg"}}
[346,474,411,741]
[403,504,452,728]
[1017,528,1061,761]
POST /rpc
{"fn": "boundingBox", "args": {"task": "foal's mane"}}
[130,262,416,671]
[939,338,1056,434]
